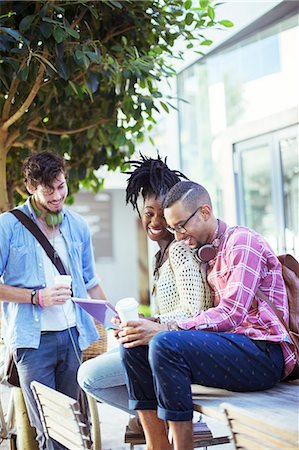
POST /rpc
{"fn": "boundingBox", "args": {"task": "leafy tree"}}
[0,0,232,211]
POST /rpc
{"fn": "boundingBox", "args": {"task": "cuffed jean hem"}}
[158,406,193,422]
[129,399,158,410]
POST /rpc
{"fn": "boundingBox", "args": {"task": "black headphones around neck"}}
[196,219,227,263]
[31,196,63,226]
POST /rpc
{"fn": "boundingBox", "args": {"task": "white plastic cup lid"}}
[115,297,138,311]
[54,275,72,286]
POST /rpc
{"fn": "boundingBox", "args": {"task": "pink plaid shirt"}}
[178,225,296,378]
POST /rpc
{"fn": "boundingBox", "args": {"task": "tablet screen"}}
[72,298,118,328]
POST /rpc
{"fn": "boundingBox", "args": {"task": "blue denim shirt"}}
[0,198,99,351]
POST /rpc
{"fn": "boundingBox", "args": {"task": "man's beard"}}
[36,197,62,214]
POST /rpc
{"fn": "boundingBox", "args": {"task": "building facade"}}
[177,1,299,256]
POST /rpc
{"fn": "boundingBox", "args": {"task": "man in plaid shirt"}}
[118,180,296,450]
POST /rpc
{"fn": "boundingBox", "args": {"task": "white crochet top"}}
[152,241,212,323]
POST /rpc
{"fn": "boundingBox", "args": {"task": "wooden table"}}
[192,381,299,449]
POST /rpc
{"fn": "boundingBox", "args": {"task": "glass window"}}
[239,144,276,248]
[280,135,299,255]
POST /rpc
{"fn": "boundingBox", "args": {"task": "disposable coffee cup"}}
[115,297,139,323]
[54,275,72,288]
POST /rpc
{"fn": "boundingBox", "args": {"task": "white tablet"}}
[72,298,118,328]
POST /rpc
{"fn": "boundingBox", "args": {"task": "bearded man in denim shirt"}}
[0,151,106,450]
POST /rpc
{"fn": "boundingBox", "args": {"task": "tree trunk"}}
[0,128,9,213]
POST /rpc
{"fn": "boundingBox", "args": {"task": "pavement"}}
[0,332,233,450]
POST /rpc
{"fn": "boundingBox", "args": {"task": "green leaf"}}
[56,59,69,80]
[68,80,78,95]
[60,135,73,153]
[18,64,29,81]
[53,27,67,44]
[19,15,35,33]
[185,12,194,26]
[160,101,169,113]
[1,27,24,43]
[207,6,215,21]
[87,5,99,19]
[40,22,52,38]
[200,0,209,8]
[109,1,123,9]
[65,27,80,39]
[201,39,212,46]
[219,19,234,28]
[87,72,100,93]
[42,17,62,25]
[184,0,192,9]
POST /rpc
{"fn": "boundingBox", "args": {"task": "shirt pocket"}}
[7,245,35,273]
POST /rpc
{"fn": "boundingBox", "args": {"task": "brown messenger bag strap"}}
[9,209,67,275]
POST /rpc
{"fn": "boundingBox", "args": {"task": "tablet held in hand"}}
[72,297,118,328]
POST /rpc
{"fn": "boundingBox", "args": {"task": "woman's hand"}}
[117,318,167,348]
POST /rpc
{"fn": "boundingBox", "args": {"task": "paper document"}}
[72,298,118,328]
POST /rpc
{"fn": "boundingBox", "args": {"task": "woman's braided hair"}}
[125,153,188,215]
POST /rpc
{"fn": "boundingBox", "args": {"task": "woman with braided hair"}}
[77,154,212,429]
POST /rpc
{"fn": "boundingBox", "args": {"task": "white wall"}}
[93,189,139,306]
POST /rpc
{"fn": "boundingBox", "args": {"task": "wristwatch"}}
[30,289,38,305]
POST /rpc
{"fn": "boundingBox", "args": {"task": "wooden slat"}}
[192,382,299,419]
[32,382,78,406]
[222,403,298,440]
[45,415,87,438]
[227,418,296,449]
[234,432,278,450]
[47,428,86,450]
[192,381,299,450]
[31,381,92,450]
[37,402,76,421]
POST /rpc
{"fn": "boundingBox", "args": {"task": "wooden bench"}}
[31,381,102,450]
[124,426,230,450]
[192,380,299,450]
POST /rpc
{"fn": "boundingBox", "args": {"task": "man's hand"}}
[117,318,167,348]
[38,285,72,307]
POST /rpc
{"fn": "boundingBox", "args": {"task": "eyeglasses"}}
[166,206,202,235]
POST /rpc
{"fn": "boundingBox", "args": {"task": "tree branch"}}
[2,59,45,131]
[29,118,111,136]
[11,138,36,149]
[103,25,135,43]
[2,76,20,120]
[5,129,20,153]
[70,7,87,29]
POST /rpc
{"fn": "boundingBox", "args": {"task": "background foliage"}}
[0,0,232,210]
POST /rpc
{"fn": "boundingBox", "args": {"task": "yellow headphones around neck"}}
[31,196,63,226]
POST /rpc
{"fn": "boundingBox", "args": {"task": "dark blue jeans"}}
[15,327,81,450]
[120,331,284,421]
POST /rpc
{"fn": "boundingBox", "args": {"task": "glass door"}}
[278,129,299,255]
[234,125,298,256]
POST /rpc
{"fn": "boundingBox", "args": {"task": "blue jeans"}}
[120,331,284,421]
[77,347,131,414]
[15,327,81,450]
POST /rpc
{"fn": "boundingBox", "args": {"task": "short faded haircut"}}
[163,181,212,211]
